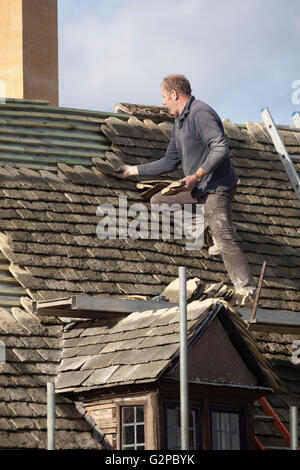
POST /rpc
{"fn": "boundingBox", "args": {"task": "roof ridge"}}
[0,101,129,120]
[2,98,50,106]
[224,119,300,132]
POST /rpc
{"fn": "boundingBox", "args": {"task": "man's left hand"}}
[180,174,199,191]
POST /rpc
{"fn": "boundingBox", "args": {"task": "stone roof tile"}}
[55,370,93,389]
[81,365,119,388]
[114,102,173,122]
[245,122,272,144]
[108,361,171,385]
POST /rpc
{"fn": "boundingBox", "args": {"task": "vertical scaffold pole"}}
[290,406,298,450]
[47,382,56,450]
[179,266,189,450]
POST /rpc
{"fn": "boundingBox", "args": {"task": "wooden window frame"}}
[163,400,202,450]
[116,399,148,450]
[209,403,247,450]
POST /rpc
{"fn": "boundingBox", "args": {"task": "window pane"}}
[166,408,180,450]
[211,411,240,450]
[136,424,145,444]
[136,406,144,423]
[189,411,196,449]
[166,406,196,450]
[189,430,194,448]
[121,406,145,450]
[230,414,239,432]
[123,425,134,445]
[122,407,134,424]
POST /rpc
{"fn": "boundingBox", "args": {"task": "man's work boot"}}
[232,287,256,308]
[207,229,239,257]
[208,244,221,256]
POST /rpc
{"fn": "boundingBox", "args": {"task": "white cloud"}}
[58,0,300,123]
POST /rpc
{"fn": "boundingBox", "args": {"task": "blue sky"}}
[58,0,300,125]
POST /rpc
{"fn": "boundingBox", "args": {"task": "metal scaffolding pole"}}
[290,406,298,450]
[179,266,189,450]
[47,382,56,450]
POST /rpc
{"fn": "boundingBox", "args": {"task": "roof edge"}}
[74,401,113,450]
[217,307,282,393]
[164,301,223,377]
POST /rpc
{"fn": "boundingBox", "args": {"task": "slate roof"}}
[55,298,281,394]
[0,306,103,449]
[0,100,299,310]
[0,97,299,449]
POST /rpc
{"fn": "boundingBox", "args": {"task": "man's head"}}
[160,74,192,116]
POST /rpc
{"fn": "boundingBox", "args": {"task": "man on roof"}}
[114,74,256,299]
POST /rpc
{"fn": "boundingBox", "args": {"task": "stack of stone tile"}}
[114,102,174,122]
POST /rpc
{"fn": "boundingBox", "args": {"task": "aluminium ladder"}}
[260,107,300,201]
[292,111,300,129]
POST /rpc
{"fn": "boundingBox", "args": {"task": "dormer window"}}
[210,404,246,450]
[121,405,145,450]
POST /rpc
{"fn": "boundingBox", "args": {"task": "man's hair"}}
[161,74,192,96]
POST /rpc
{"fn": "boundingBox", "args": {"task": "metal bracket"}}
[246,261,267,329]
[261,107,300,201]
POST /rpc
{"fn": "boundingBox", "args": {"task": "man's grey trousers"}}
[150,185,255,290]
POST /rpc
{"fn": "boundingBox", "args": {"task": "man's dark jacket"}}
[137,96,237,199]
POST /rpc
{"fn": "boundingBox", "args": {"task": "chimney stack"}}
[0,0,58,105]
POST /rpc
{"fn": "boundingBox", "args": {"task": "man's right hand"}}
[113,165,139,179]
